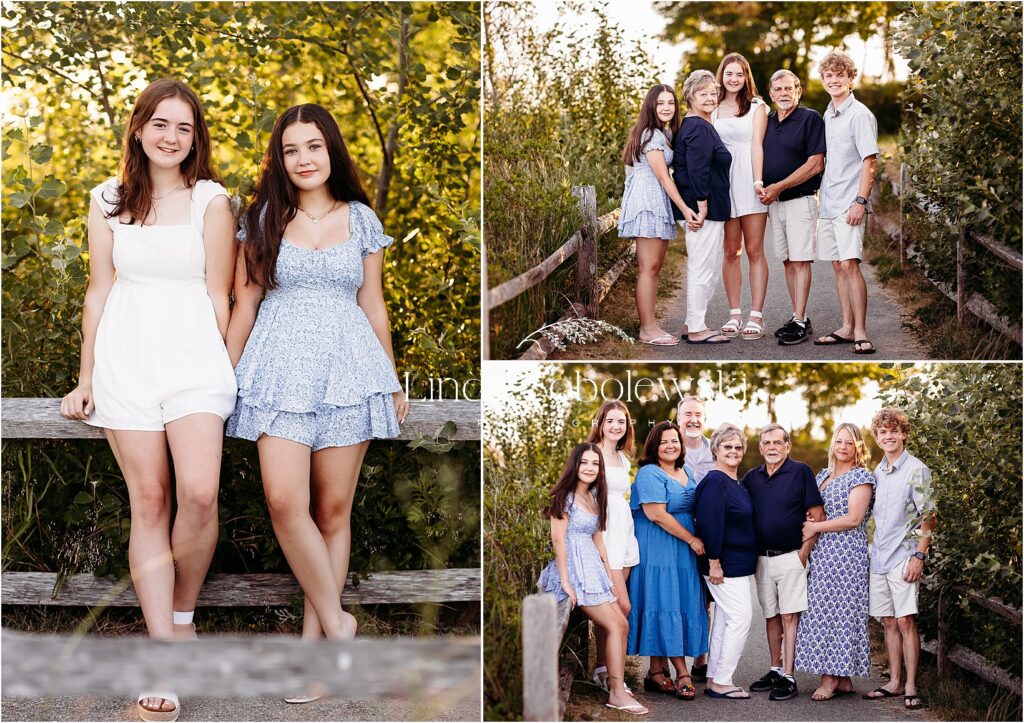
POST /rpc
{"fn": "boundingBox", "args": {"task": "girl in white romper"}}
[713,53,770,340]
[61,79,236,723]
[587,400,640,690]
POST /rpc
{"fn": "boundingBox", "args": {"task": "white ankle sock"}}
[172,610,194,625]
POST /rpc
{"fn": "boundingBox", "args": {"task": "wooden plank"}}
[1,629,480,698]
[522,593,559,721]
[2,568,481,607]
[959,587,1023,624]
[486,209,620,310]
[572,186,599,318]
[0,398,480,441]
[482,231,491,361]
[973,232,1023,272]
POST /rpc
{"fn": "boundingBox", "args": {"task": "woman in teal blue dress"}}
[627,421,709,701]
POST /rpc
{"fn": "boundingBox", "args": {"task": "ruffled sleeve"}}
[352,202,394,258]
[640,128,669,156]
[89,177,120,231]
[633,465,669,505]
[191,180,230,235]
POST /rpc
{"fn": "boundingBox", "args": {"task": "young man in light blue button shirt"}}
[815,51,879,355]
[866,407,935,710]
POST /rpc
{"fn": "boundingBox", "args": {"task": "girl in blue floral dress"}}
[225,105,408,665]
[538,443,648,715]
[796,423,876,700]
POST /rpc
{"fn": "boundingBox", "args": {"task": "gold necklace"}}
[299,200,338,224]
[153,182,184,201]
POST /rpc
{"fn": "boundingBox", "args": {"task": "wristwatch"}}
[911,551,927,561]
[854,195,868,205]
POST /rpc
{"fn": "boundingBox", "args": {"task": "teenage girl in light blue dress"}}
[226,105,408,671]
[537,443,648,715]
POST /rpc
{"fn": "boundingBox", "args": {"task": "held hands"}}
[757,183,781,206]
[683,206,704,232]
[801,518,818,542]
[846,202,867,226]
[392,390,409,425]
[60,385,94,420]
[904,556,925,583]
[688,536,705,556]
[708,560,724,586]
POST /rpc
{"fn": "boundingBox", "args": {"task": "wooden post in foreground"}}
[522,593,559,721]
[956,226,967,324]
[936,588,949,678]
[572,185,599,318]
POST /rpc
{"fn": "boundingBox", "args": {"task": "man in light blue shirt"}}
[677,395,715,482]
[814,51,879,355]
[865,407,935,710]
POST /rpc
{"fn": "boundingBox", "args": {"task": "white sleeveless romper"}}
[85,178,237,431]
[603,451,640,570]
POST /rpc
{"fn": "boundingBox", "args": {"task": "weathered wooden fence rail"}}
[521,592,589,721]
[922,585,1022,695]
[876,166,1022,344]
[483,185,625,360]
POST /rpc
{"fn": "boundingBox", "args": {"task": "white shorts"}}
[817,213,865,262]
[754,551,808,618]
[768,195,817,262]
[869,559,919,618]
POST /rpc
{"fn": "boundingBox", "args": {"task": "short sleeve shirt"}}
[762,105,826,201]
[870,450,934,574]
[684,436,715,483]
[820,92,879,218]
[741,457,824,555]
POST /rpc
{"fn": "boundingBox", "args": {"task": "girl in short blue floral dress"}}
[225,105,408,667]
[537,443,648,715]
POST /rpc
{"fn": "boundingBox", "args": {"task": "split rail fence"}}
[483,185,623,360]
[1,397,481,701]
[877,164,1022,344]
[520,591,589,721]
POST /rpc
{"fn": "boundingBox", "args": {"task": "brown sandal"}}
[675,674,696,701]
[643,668,675,695]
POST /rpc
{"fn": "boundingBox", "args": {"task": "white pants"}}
[679,220,725,333]
[705,575,754,687]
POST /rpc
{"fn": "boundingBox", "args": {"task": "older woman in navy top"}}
[672,69,733,344]
[627,421,709,701]
[694,423,757,700]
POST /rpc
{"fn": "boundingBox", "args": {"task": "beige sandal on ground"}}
[741,311,764,340]
[720,309,742,337]
[136,692,179,722]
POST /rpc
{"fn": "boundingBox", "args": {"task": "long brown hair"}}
[542,443,608,531]
[587,400,635,457]
[622,84,680,166]
[716,52,760,118]
[108,78,219,225]
[242,104,370,289]
[639,421,685,470]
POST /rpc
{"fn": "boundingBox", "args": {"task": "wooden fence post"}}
[937,587,949,678]
[571,186,599,318]
[898,161,906,266]
[956,226,967,324]
[482,237,490,361]
[522,593,559,722]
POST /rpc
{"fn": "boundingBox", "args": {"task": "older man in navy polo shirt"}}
[741,423,824,701]
[757,70,826,346]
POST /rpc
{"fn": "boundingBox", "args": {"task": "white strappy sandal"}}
[741,311,764,340]
[720,308,742,337]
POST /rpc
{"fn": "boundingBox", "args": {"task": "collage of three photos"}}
[1,1,1021,722]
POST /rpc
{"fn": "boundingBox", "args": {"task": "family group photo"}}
[2,2,481,721]
[483,0,1022,362]
[483,362,1021,721]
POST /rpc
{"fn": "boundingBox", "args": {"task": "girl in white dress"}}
[712,53,769,340]
[61,79,237,722]
[587,400,641,690]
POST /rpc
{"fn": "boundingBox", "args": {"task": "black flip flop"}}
[853,339,877,355]
[862,687,901,700]
[686,332,730,345]
[813,333,854,345]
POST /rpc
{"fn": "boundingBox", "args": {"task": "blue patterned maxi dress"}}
[617,129,678,240]
[537,492,617,607]
[226,202,401,450]
[795,466,875,676]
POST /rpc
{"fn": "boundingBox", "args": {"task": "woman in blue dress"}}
[538,443,648,715]
[627,421,708,701]
[225,105,408,661]
[618,84,699,346]
[796,423,875,700]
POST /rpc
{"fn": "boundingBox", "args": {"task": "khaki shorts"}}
[754,550,808,618]
[817,213,865,262]
[869,558,919,618]
[768,195,818,262]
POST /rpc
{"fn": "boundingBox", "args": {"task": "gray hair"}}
[758,423,791,443]
[683,69,717,106]
[676,395,706,412]
[770,69,802,91]
[710,423,747,461]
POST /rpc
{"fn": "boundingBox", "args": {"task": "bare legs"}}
[258,436,367,641]
[107,412,224,714]
[721,214,768,324]
[595,567,631,678]
[821,259,868,345]
[782,260,812,320]
[764,612,798,676]
[864,615,919,699]
[635,237,672,342]
[582,601,643,710]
